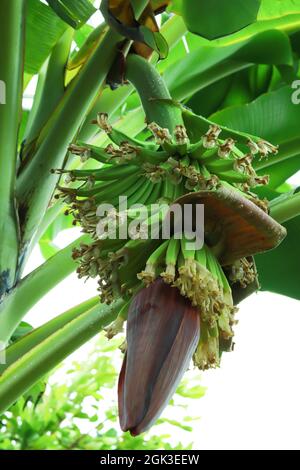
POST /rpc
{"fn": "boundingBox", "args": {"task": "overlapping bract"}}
[58,111,286,434]
[119,278,200,436]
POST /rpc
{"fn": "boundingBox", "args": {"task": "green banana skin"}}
[108,127,158,151]
[135,147,169,164]
[126,180,154,207]
[205,157,238,173]
[165,237,181,266]
[162,140,188,157]
[72,173,141,200]
[144,181,163,205]
[103,177,147,206]
[70,164,140,181]
[216,170,249,183]
[76,141,111,164]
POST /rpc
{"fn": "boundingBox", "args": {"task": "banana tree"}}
[0,0,300,435]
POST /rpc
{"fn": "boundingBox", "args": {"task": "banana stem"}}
[0,296,99,375]
[0,298,124,415]
[0,234,90,345]
[79,15,187,141]
[125,54,183,133]
[270,192,300,224]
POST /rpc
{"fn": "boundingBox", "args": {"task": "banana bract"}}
[58,111,286,434]
[119,278,200,436]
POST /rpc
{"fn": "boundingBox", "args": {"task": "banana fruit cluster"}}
[57,111,285,371]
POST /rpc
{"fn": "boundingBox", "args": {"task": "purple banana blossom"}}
[118,278,200,436]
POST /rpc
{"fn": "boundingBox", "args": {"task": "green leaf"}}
[258,156,300,189]
[187,0,300,48]
[23,28,73,159]
[25,0,67,75]
[270,191,300,224]
[68,24,107,74]
[39,240,60,260]
[73,24,94,48]
[10,322,34,344]
[258,0,300,19]
[256,216,300,299]
[211,86,300,185]
[0,297,99,374]
[157,417,193,432]
[46,0,96,29]
[165,30,293,101]
[180,0,261,39]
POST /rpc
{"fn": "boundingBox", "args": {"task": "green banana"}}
[195,245,207,267]
[205,157,238,173]
[166,236,181,266]
[188,140,208,160]
[69,164,140,181]
[108,178,147,206]
[126,180,154,207]
[76,141,112,164]
[180,234,196,261]
[205,246,220,281]
[90,174,144,203]
[144,181,163,205]
[108,126,158,152]
[216,170,249,184]
[145,239,170,267]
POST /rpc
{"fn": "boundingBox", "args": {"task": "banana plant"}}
[0,0,300,435]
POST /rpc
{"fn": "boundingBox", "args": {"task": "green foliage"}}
[0,337,204,450]
[211,86,300,299]
[164,30,293,101]
[256,216,300,299]
[180,0,261,40]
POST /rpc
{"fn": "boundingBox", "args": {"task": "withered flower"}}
[118,278,200,436]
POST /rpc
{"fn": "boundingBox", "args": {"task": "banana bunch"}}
[57,112,281,370]
[57,112,276,242]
